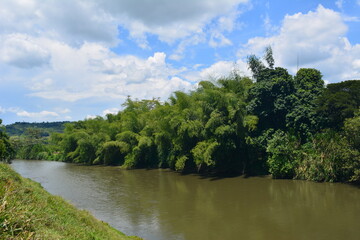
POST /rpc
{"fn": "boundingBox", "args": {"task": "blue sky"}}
[0,0,359,124]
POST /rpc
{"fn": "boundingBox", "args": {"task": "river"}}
[11,160,360,240]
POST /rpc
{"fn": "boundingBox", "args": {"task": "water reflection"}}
[11,160,360,240]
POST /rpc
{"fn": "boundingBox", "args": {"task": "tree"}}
[344,109,360,151]
[316,80,360,129]
[100,141,129,165]
[247,55,265,81]
[266,130,299,179]
[286,68,325,141]
[0,119,14,163]
[295,130,359,182]
[343,109,360,182]
[264,46,274,69]
[247,67,295,131]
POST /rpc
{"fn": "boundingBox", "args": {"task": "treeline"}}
[4,48,360,182]
[3,122,69,161]
[5,121,69,136]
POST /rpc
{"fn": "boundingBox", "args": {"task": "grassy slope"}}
[0,163,142,240]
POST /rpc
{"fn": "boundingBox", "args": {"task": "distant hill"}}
[5,121,70,136]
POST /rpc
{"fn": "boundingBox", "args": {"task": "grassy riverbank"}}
[0,163,142,240]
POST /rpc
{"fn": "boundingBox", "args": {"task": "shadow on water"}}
[179,169,271,181]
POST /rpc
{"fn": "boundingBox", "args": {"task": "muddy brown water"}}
[11,160,360,240]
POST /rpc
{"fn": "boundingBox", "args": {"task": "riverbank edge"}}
[0,163,142,240]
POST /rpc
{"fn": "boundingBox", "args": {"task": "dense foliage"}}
[0,119,14,163]
[8,127,63,161]
[5,121,69,136]
[6,48,360,183]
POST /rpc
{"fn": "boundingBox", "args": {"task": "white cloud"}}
[57,108,71,114]
[1,106,71,122]
[169,34,206,60]
[0,34,50,68]
[102,108,120,116]
[209,32,233,48]
[43,1,118,45]
[169,7,244,59]
[199,61,236,80]
[17,110,59,118]
[7,37,193,102]
[263,14,278,36]
[85,115,97,120]
[336,0,344,9]
[343,15,360,22]
[0,0,249,48]
[29,78,53,91]
[0,0,251,111]
[239,5,360,82]
[0,0,118,46]
[208,9,239,48]
[95,0,249,44]
[184,59,250,83]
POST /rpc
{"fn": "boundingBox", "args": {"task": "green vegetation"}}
[9,127,63,161]
[0,163,141,240]
[5,121,69,136]
[0,120,14,163]
[5,122,69,161]
[3,47,360,183]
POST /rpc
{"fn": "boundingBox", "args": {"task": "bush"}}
[296,130,360,182]
[266,130,300,179]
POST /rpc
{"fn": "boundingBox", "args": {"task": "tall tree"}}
[316,80,360,129]
[286,68,325,141]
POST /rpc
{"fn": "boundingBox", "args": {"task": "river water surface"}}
[11,160,360,240]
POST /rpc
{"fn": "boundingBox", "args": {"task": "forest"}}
[5,121,69,136]
[1,48,360,183]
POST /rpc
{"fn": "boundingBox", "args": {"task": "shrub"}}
[266,130,300,179]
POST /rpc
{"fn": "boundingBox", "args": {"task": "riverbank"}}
[0,163,142,240]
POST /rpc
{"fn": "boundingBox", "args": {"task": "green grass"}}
[0,163,142,240]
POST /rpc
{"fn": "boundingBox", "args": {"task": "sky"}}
[0,0,359,124]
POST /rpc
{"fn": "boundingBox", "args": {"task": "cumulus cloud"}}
[239,5,360,82]
[184,59,250,83]
[0,0,251,106]
[0,34,50,68]
[102,108,120,116]
[0,0,249,48]
[0,0,118,46]
[43,1,118,45]
[17,110,59,118]
[169,5,245,60]
[85,115,98,120]
[17,38,192,102]
[95,0,249,44]
[199,61,237,80]
[0,106,72,122]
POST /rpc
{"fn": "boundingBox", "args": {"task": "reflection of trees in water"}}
[13,161,360,240]
[111,170,360,240]
[266,180,360,240]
